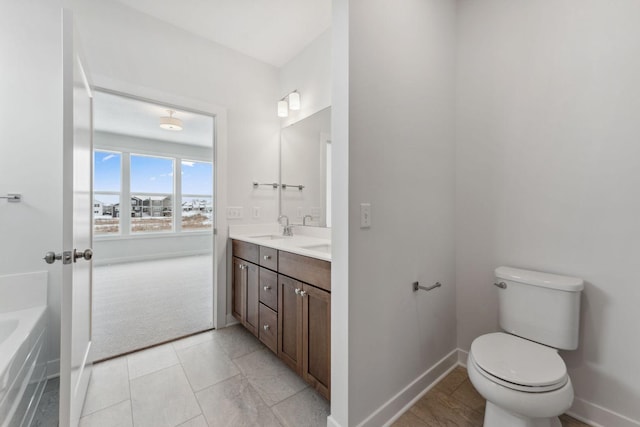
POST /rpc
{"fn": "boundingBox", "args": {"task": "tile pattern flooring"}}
[78,324,329,427]
[392,366,590,427]
[31,377,60,427]
[33,337,592,427]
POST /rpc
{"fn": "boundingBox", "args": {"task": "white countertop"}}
[229,224,332,262]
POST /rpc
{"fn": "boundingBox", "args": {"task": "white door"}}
[60,9,94,427]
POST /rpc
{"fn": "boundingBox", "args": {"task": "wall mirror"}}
[280,107,331,227]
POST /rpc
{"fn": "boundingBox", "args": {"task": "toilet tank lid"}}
[495,266,584,292]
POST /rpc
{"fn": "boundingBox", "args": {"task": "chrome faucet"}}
[278,215,293,236]
[303,215,313,226]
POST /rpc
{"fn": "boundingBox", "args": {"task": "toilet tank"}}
[495,266,584,350]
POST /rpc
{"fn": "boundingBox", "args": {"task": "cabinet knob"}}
[263,286,271,291]
[263,255,271,260]
[300,290,307,297]
[263,324,270,331]
[294,288,301,295]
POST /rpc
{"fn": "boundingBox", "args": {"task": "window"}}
[94,150,121,235]
[93,150,213,236]
[130,154,174,233]
[181,160,213,231]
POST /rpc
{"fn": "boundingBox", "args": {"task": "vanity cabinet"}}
[278,277,330,398]
[232,257,259,337]
[232,238,331,400]
[231,240,260,337]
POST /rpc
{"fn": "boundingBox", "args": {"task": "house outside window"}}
[93,150,213,236]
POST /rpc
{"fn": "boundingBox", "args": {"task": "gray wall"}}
[333,1,458,425]
[455,0,640,422]
[0,0,64,375]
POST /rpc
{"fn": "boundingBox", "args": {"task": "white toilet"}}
[467,266,584,427]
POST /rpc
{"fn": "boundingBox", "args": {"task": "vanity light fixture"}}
[159,110,183,131]
[277,90,301,117]
[277,100,289,118]
[288,91,301,110]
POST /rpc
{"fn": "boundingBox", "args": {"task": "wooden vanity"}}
[232,239,331,400]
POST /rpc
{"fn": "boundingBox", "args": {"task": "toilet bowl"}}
[468,267,584,427]
[468,333,573,427]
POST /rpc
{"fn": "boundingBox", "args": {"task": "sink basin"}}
[249,234,287,240]
[299,244,332,254]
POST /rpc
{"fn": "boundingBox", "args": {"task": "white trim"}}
[89,76,228,331]
[326,415,342,427]
[357,349,459,427]
[225,313,240,327]
[47,359,60,378]
[458,348,469,366]
[568,398,640,427]
[93,249,212,267]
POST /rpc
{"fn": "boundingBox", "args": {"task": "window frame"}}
[93,148,214,239]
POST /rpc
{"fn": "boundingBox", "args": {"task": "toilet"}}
[467,266,584,427]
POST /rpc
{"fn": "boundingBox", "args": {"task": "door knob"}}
[73,248,93,262]
[43,252,61,264]
[43,251,72,264]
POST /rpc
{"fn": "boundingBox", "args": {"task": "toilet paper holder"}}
[413,281,442,292]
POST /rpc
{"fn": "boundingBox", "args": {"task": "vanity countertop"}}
[229,224,331,262]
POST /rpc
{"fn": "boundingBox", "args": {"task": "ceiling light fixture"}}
[277,90,301,117]
[159,110,183,131]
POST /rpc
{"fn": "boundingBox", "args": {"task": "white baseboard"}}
[326,415,342,427]
[568,397,640,427]
[47,359,60,378]
[457,348,469,366]
[356,348,459,427]
[225,314,239,327]
[93,250,211,267]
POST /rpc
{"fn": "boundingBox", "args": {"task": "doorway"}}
[91,90,217,360]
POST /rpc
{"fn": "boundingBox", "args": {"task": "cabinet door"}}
[302,284,331,400]
[232,257,245,323]
[278,275,303,374]
[244,262,260,337]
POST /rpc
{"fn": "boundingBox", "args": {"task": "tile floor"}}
[392,366,590,427]
[78,324,329,427]
[34,337,592,427]
[31,377,60,427]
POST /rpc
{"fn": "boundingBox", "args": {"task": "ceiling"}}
[114,0,332,67]
[94,91,214,147]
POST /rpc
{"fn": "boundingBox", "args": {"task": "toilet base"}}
[484,401,562,427]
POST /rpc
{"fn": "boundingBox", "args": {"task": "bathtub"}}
[0,272,48,427]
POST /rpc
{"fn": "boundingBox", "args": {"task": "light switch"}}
[360,203,371,228]
[227,207,243,219]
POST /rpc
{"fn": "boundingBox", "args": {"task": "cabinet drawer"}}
[259,303,278,354]
[259,246,278,271]
[232,240,259,264]
[259,268,278,311]
[279,251,331,292]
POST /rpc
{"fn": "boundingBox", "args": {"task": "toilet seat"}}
[470,333,568,393]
